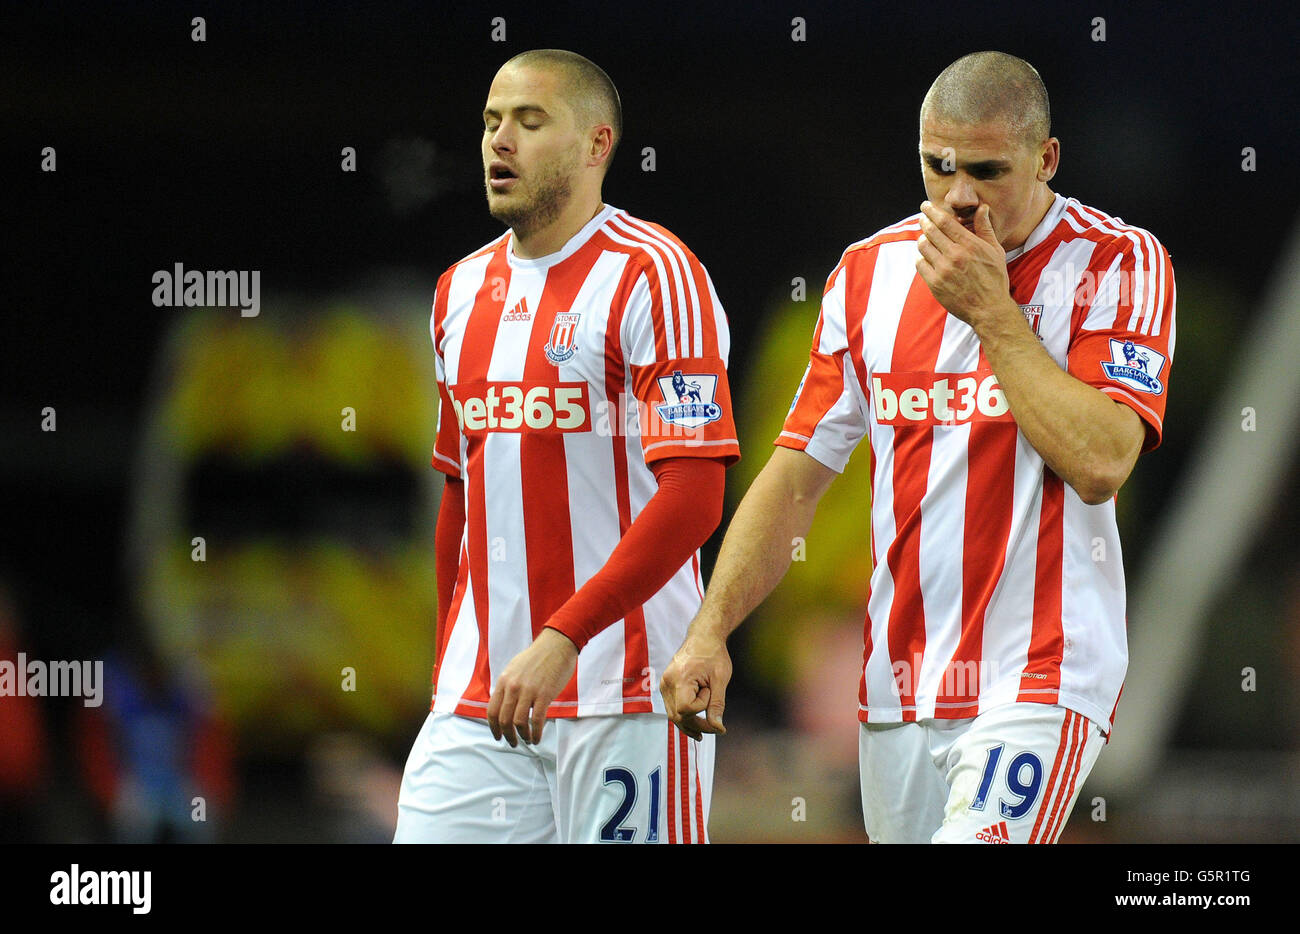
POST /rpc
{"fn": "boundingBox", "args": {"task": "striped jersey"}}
[429,204,740,719]
[778,194,1176,731]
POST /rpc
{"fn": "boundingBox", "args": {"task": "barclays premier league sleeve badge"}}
[655,370,723,428]
[1101,338,1167,394]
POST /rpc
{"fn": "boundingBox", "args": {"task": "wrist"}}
[540,623,581,656]
[687,611,732,647]
[973,298,1033,349]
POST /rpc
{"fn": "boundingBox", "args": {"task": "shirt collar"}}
[1005,192,1067,263]
[506,204,619,270]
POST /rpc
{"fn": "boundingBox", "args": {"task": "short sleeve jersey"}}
[778,194,1175,732]
[430,205,739,718]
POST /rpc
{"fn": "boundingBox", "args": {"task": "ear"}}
[587,124,615,169]
[1037,137,1060,182]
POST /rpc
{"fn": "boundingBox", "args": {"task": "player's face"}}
[919,115,1057,251]
[482,64,585,234]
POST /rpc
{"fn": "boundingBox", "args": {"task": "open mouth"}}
[488,162,518,190]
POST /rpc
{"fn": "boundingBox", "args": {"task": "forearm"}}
[544,457,725,649]
[689,448,831,642]
[975,303,1141,504]
[435,477,465,629]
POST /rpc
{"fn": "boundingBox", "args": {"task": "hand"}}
[660,627,732,741]
[486,627,578,747]
[914,201,1016,331]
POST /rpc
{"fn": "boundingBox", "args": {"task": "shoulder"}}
[437,231,511,285]
[597,210,709,274]
[431,232,510,338]
[825,214,924,284]
[1056,197,1172,261]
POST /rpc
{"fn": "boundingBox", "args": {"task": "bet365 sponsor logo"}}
[871,370,1012,427]
[450,381,590,434]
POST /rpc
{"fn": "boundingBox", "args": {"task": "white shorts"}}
[395,711,714,843]
[859,703,1105,844]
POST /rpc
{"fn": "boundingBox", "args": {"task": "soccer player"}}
[395,50,739,843]
[661,51,1175,843]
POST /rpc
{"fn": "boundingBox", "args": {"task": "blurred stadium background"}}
[3,0,1297,843]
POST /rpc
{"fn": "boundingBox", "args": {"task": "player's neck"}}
[511,195,606,260]
[1001,185,1056,254]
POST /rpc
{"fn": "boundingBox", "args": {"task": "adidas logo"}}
[975,821,1011,844]
[502,297,532,322]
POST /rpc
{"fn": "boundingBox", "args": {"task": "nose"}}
[945,173,978,212]
[490,120,515,155]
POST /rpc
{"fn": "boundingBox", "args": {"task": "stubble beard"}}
[487,158,575,242]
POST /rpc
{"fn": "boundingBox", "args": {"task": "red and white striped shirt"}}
[430,205,739,719]
[779,194,1176,732]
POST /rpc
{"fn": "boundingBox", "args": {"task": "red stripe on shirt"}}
[882,275,947,718]
[833,253,877,714]
[599,231,672,364]
[1020,472,1065,701]
[620,217,707,359]
[432,271,451,353]
[433,541,471,692]
[454,245,510,709]
[523,242,604,716]
[665,222,720,359]
[860,438,878,716]
[1007,230,1060,304]
[617,223,686,360]
[599,261,652,714]
[941,412,1017,715]
[431,274,464,477]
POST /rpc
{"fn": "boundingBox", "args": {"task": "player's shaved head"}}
[921,51,1050,146]
[502,49,623,162]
